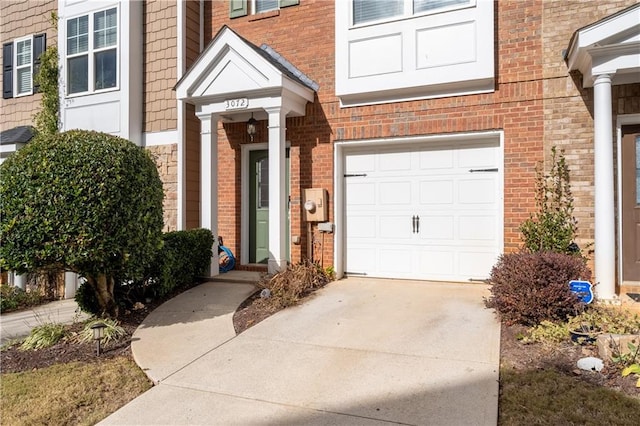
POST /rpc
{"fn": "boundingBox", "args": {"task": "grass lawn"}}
[500,368,640,425]
[0,357,152,426]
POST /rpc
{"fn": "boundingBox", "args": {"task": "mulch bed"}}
[500,323,640,397]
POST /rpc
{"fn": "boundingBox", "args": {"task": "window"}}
[2,34,46,99]
[66,7,117,95]
[15,38,32,96]
[230,0,299,18]
[353,0,470,25]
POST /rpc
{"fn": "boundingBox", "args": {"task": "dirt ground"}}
[2,291,639,400]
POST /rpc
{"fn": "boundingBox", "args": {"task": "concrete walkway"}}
[100,276,500,426]
[0,299,90,345]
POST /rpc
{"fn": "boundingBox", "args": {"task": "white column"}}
[593,74,616,300]
[64,272,79,299]
[198,113,219,277]
[266,107,287,273]
[12,272,26,290]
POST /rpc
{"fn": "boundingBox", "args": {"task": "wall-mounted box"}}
[303,188,328,222]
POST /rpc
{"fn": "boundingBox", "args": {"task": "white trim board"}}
[142,130,178,147]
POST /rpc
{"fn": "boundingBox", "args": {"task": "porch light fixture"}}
[91,322,107,356]
[247,113,257,142]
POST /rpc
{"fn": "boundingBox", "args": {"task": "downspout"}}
[200,0,204,52]
[176,0,186,230]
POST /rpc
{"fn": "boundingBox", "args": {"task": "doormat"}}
[626,293,640,302]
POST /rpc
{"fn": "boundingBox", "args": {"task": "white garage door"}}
[345,139,502,282]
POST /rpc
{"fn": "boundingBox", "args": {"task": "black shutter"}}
[230,0,247,18]
[3,42,13,99]
[32,33,46,94]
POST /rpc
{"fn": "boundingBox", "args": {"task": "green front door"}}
[249,149,290,264]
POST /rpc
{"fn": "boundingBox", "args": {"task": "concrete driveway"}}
[101,277,500,425]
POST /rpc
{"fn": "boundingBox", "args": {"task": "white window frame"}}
[14,35,33,97]
[351,0,475,27]
[65,5,119,96]
[253,0,279,14]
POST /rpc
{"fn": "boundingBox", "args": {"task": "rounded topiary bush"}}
[485,251,591,326]
[0,130,164,317]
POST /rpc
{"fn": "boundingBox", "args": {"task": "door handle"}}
[412,215,416,233]
[416,215,420,234]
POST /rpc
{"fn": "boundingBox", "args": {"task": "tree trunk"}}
[87,274,119,318]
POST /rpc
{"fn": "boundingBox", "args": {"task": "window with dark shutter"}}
[3,42,13,99]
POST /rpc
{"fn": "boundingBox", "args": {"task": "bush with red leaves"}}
[486,251,591,326]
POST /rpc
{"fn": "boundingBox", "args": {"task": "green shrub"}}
[74,281,101,316]
[0,130,164,318]
[486,251,591,326]
[520,147,580,255]
[145,228,214,298]
[0,284,45,313]
[257,260,332,310]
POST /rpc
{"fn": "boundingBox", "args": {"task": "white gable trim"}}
[566,4,640,88]
[175,26,314,117]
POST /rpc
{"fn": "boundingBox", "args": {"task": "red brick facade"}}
[194,0,550,269]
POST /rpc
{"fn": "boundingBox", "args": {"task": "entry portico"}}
[176,26,316,275]
[566,4,640,300]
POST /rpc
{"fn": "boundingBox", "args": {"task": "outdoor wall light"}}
[247,113,257,142]
[91,322,107,356]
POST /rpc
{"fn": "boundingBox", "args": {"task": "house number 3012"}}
[225,98,248,110]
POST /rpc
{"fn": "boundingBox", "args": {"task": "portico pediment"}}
[176,26,316,117]
[566,4,640,88]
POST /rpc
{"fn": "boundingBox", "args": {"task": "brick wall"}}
[541,0,639,268]
[201,0,551,267]
[143,0,177,133]
[0,0,57,130]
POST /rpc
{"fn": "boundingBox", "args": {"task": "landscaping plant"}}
[0,130,164,318]
[486,251,590,326]
[257,260,332,310]
[520,146,580,255]
[77,319,126,347]
[20,323,67,350]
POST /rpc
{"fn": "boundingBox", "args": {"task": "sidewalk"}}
[0,299,90,345]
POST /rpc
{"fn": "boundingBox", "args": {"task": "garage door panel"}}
[458,178,496,204]
[420,180,454,204]
[419,149,454,170]
[347,215,376,238]
[347,246,376,273]
[379,181,412,205]
[421,215,454,240]
[379,215,413,239]
[458,145,497,168]
[458,251,499,277]
[380,151,412,171]
[378,248,413,274]
[346,154,375,173]
[459,215,496,241]
[347,182,376,205]
[417,250,455,276]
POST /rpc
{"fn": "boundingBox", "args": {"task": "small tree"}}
[520,146,579,254]
[0,130,164,317]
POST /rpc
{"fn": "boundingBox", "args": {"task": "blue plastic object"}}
[218,245,235,273]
